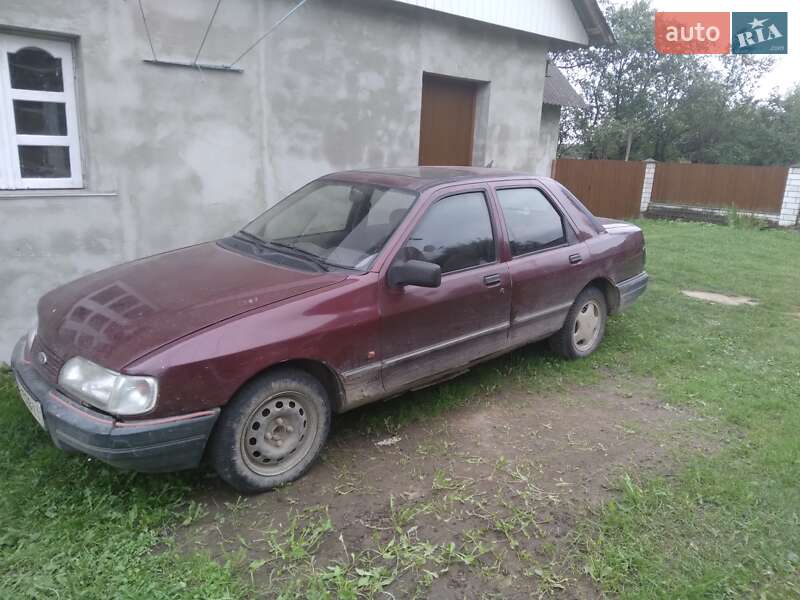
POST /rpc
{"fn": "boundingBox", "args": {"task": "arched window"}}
[0,35,82,189]
[9,47,64,92]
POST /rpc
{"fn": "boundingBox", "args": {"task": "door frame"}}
[376,182,512,393]
[488,180,589,346]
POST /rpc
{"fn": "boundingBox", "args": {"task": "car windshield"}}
[241,180,418,271]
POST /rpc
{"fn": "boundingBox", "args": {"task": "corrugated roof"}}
[543,65,588,109]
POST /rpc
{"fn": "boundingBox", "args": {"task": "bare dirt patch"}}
[177,381,722,598]
[681,290,759,306]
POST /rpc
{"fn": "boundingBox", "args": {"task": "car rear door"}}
[492,183,591,347]
[378,185,511,393]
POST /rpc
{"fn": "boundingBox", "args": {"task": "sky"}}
[609,0,800,98]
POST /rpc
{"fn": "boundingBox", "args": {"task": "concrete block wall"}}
[0,0,553,361]
[778,167,800,227]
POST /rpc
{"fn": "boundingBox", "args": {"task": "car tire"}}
[549,286,607,359]
[208,367,331,494]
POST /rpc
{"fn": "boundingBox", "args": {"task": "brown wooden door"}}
[418,74,477,166]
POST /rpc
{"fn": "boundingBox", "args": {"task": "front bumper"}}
[10,337,219,473]
[616,271,649,312]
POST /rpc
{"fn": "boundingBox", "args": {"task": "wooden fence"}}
[551,158,644,219]
[552,159,791,219]
[651,163,788,213]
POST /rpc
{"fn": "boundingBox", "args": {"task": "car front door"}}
[378,187,511,394]
[493,184,591,347]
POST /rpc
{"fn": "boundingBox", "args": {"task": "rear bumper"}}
[616,271,649,312]
[10,336,219,473]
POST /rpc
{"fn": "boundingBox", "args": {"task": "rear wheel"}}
[209,368,331,493]
[549,287,607,359]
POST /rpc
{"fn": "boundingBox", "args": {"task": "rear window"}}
[496,188,566,256]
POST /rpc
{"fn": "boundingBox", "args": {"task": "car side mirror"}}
[387,259,442,288]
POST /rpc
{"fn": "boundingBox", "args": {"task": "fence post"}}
[778,165,800,227]
[639,159,657,214]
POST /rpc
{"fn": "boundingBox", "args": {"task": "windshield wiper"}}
[235,231,359,272]
[234,230,269,249]
[271,242,360,272]
[234,232,327,271]
[265,241,331,272]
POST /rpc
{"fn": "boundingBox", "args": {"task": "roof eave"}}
[571,0,615,46]
[544,100,588,109]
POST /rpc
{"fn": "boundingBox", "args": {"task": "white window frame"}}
[0,33,83,189]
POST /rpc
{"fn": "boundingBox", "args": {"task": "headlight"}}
[58,357,158,416]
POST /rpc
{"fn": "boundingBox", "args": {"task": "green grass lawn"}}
[0,219,798,598]
[0,372,244,598]
[579,221,800,599]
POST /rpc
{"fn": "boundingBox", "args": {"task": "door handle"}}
[483,274,501,287]
[568,254,583,265]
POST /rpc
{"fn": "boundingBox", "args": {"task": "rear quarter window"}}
[551,182,605,234]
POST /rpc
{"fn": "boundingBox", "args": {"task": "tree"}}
[555,0,791,165]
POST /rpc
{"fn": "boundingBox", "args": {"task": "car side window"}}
[496,188,566,256]
[400,191,495,274]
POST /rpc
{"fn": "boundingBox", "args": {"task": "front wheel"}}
[208,368,331,493]
[549,287,607,359]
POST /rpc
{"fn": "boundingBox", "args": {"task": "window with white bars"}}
[0,33,82,189]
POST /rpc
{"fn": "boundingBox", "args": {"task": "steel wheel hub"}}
[573,299,601,351]
[240,392,313,475]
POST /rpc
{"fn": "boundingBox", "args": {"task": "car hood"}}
[36,241,347,371]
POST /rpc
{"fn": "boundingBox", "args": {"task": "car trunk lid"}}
[596,217,642,235]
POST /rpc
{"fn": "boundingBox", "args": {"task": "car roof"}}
[321,166,537,192]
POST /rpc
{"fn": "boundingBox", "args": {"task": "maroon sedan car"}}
[11,167,647,492]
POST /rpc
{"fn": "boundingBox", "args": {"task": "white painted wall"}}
[388,0,589,44]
